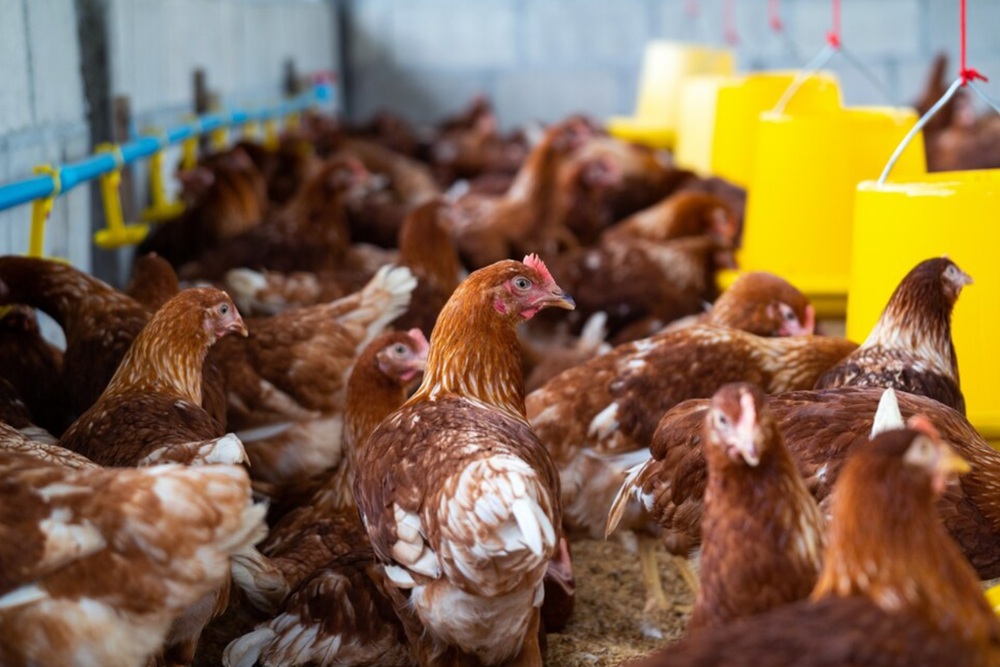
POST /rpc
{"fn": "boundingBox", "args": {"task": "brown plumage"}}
[137,146,267,269]
[545,233,734,341]
[522,311,611,393]
[354,256,574,666]
[601,191,738,247]
[530,325,856,539]
[0,304,71,436]
[618,270,814,343]
[0,456,265,667]
[442,119,591,269]
[125,252,181,312]
[58,287,248,466]
[338,137,441,248]
[224,330,430,667]
[179,158,366,281]
[429,97,527,187]
[393,198,464,336]
[687,383,825,633]
[815,257,970,414]
[0,256,150,418]
[623,386,1000,579]
[211,265,416,487]
[244,329,430,601]
[627,427,1000,667]
[0,419,93,469]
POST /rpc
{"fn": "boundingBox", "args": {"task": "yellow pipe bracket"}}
[93,143,149,249]
[140,128,186,223]
[29,165,61,258]
[263,118,279,150]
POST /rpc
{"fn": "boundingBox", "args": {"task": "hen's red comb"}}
[406,328,431,353]
[523,253,553,283]
[907,414,941,440]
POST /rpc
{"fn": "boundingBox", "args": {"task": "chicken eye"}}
[785,310,797,321]
[513,277,532,291]
[393,344,408,355]
[714,412,729,429]
[219,303,230,316]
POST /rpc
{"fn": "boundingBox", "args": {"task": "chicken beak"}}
[734,392,760,466]
[932,445,970,495]
[543,289,576,311]
[942,448,971,476]
[227,315,249,338]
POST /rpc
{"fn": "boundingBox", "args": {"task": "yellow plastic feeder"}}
[607,41,735,150]
[720,104,925,318]
[849,169,1000,441]
[987,584,1000,616]
[674,71,842,188]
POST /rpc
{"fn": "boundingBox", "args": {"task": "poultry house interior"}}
[2,1,1000,666]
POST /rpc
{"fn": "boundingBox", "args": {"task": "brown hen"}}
[0,456,265,667]
[815,257,970,414]
[442,119,592,269]
[0,304,71,436]
[625,386,1000,579]
[687,383,825,632]
[627,427,1000,667]
[224,329,429,666]
[137,146,267,270]
[58,287,247,467]
[354,255,574,667]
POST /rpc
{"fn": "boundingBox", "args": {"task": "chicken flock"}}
[1,54,1000,667]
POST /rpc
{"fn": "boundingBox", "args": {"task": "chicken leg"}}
[638,536,698,614]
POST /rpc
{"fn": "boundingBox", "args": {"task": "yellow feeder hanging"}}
[850,170,1000,442]
[606,41,735,150]
[719,103,924,319]
[93,144,149,250]
[140,129,185,223]
[674,70,842,188]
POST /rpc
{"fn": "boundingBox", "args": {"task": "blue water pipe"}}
[0,83,327,213]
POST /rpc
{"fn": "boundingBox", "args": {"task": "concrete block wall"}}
[341,0,1000,129]
[0,0,91,268]
[0,0,340,283]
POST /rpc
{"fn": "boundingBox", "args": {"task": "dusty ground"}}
[198,537,693,666]
[546,538,693,666]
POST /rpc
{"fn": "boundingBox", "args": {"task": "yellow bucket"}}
[849,169,1000,440]
[607,41,735,150]
[675,71,842,187]
[721,105,925,318]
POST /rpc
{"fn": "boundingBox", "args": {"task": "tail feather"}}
[139,433,249,467]
[576,311,611,356]
[870,388,904,438]
[605,457,650,538]
[223,626,276,667]
[334,265,416,346]
[230,546,290,614]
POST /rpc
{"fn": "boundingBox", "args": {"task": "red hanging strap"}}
[826,0,841,48]
[768,0,783,32]
[959,0,987,85]
[723,0,739,45]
